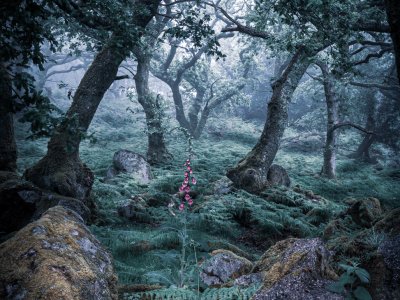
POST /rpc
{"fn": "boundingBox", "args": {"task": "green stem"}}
[193,242,200,299]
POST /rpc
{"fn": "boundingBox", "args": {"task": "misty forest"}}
[1,0,400,299]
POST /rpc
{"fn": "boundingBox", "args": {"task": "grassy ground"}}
[15,96,400,297]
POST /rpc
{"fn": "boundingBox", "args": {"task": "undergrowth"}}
[14,94,400,297]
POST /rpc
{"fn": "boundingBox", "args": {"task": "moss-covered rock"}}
[252,238,341,299]
[374,208,400,236]
[200,249,253,286]
[346,197,382,228]
[0,206,117,300]
[267,164,291,187]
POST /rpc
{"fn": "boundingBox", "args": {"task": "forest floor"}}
[15,97,400,299]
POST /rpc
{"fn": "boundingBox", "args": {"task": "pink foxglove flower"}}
[177,158,197,212]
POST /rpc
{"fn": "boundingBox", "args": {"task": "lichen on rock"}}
[0,206,117,300]
[200,249,253,286]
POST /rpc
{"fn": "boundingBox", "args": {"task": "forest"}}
[0,0,399,299]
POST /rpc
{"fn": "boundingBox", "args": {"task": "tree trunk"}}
[171,83,191,131]
[24,0,160,202]
[351,93,376,161]
[188,88,206,134]
[226,49,309,193]
[385,0,400,85]
[317,62,339,179]
[24,37,127,202]
[0,64,17,172]
[134,52,171,165]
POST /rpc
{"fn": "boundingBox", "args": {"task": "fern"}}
[121,284,261,300]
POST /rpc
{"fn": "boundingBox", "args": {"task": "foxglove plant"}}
[178,158,197,210]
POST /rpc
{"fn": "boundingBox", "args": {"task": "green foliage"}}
[122,284,261,300]
[328,262,372,300]
[165,8,224,58]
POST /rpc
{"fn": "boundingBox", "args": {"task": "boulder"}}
[200,249,253,286]
[0,178,92,235]
[212,177,234,195]
[117,195,148,219]
[346,197,382,228]
[106,150,152,185]
[234,272,263,287]
[0,179,41,233]
[267,164,290,187]
[252,238,341,300]
[0,206,118,300]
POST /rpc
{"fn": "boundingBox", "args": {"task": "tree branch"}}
[349,81,400,91]
[331,122,374,134]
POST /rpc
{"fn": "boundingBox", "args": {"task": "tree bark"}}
[134,51,171,165]
[384,0,400,84]
[351,93,376,161]
[24,1,160,202]
[226,48,309,193]
[0,64,17,172]
[316,61,339,179]
[25,37,126,202]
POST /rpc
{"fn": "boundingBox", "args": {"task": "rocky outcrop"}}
[252,238,341,300]
[106,150,152,185]
[0,206,117,300]
[267,164,291,187]
[200,249,253,286]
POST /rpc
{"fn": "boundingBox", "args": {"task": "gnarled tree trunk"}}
[0,64,17,172]
[350,93,376,162]
[385,0,400,85]
[134,51,171,164]
[24,1,160,203]
[316,61,339,179]
[25,37,126,202]
[226,49,309,193]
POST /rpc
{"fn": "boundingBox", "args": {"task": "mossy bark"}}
[227,49,309,193]
[0,64,17,172]
[25,38,126,202]
[134,51,171,165]
[317,61,338,179]
[24,0,160,202]
[385,0,400,85]
[350,93,376,162]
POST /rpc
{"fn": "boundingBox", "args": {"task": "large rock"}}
[106,150,152,185]
[0,206,117,300]
[346,197,382,228]
[252,238,342,300]
[267,164,290,187]
[200,249,253,286]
